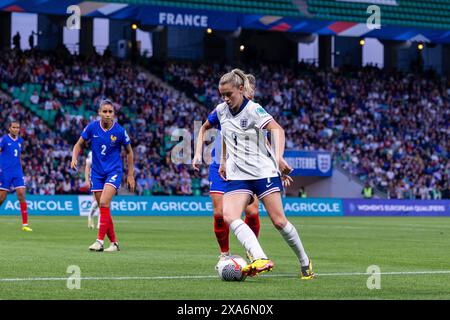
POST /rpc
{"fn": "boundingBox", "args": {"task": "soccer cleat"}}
[242,258,274,277]
[88,217,95,229]
[22,226,33,232]
[104,242,120,252]
[89,240,104,252]
[300,259,315,280]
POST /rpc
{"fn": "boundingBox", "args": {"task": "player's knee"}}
[271,216,287,230]
[222,211,235,226]
[245,206,259,217]
[213,207,223,217]
[99,201,110,208]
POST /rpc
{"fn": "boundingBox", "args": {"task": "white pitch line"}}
[1,270,450,282]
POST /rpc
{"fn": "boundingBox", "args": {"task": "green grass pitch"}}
[0,216,449,299]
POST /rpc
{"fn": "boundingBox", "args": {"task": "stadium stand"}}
[1,48,449,199]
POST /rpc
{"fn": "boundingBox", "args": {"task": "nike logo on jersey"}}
[93,135,99,138]
[7,143,11,145]
[266,183,273,188]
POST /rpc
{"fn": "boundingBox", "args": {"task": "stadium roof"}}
[1,0,450,43]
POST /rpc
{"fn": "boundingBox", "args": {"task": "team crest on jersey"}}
[110,135,117,142]
[240,118,248,129]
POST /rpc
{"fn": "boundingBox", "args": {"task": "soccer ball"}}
[216,255,248,281]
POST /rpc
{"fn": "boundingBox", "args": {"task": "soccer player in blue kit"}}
[71,100,135,252]
[0,120,32,232]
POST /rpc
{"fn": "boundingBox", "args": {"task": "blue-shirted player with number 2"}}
[71,99,135,252]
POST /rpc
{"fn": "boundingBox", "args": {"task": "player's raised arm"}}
[125,144,135,193]
[192,120,213,171]
[263,119,292,176]
[71,136,85,170]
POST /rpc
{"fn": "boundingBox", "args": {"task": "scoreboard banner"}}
[0,195,448,216]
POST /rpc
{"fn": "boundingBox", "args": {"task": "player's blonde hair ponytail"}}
[219,68,255,99]
[245,73,256,99]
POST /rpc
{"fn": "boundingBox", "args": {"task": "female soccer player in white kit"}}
[216,69,315,279]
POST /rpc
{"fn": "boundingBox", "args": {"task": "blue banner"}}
[0,195,79,216]
[137,6,239,31]
[107,196,343,217]
[1,1,450,43]
[284,150,333,177]
[343,199,450,216]
[1,195,447,217]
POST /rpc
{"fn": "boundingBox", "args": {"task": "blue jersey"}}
[81,121,130,176]
[207,109,222,166]
[0,134,24,174]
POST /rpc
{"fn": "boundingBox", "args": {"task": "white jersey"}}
[215,99,279,180]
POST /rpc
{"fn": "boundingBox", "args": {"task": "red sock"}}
[98,207,110,241]
[213,215,229,253]
[245,214,260,238]
[106,214,117,243]
[20,202,28,225]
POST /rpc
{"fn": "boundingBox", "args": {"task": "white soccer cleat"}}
[89,240,104,252]
[104,242,120,252]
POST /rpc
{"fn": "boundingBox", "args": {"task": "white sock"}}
[230,219,267,261]
[279,221,309,267]
[89,201,99,218]
[96,239,104,245]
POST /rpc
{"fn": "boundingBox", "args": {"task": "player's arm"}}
[85,159,91,189]
[125,144,135,193]
[218,134,227,181]
[263,120,292,175]
[192,120,213,171]
[71,137,85,170]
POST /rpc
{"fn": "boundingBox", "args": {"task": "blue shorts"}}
[90,171,122,192]
[208,164,227,194]
[225,176,283,199]
[0,170,25,192]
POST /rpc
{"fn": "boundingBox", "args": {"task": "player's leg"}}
[211,192,230,257]
[101,173,122,252]
[209,164,231,263]
[15,186,32,232]
[99,184,119,252]
[89,191,104,251]
[88,195,99,229]
[243,195,260,261]
[261,190,315,279]
[223,181,272,276]
[0,190,8,208]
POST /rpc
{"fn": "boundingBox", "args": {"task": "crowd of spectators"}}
[1,48,449,199]
[0,93,84,195]
[159,61,449,199]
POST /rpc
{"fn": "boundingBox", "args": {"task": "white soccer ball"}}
[216,255,248,281]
